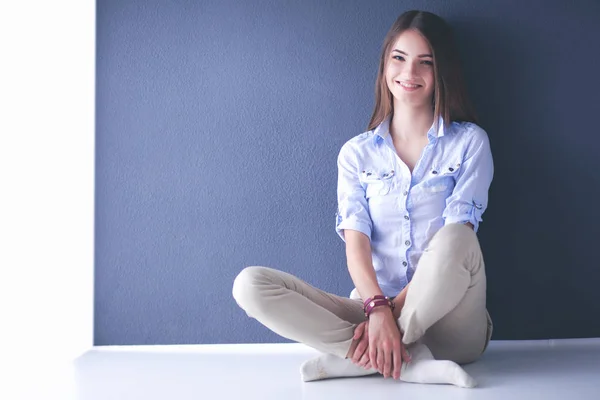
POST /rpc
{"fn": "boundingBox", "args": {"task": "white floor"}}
[4,339,600,399]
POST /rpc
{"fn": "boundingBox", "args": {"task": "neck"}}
[389,102,435,141]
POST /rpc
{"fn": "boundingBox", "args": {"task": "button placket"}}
[393,160,412,271]
[402,209,411,270]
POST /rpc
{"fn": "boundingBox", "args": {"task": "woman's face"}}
[385,29,435,108]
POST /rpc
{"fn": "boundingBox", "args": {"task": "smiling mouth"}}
[396,81,421,89]
[396,81,421,92]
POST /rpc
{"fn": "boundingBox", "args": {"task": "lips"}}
[396,81,422,92]
[396,81,421,88]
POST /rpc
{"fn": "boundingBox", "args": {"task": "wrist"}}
[363,295,395,318]
[368,306,393,319]
[369,306,394,316]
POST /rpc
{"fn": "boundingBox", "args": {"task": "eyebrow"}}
[392,49,433,58]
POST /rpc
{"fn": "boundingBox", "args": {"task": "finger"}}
[358,350,370,367]
[354,324,369,361]
[353,322,365,340]
[369,340,377,371]
[352,337,368,363]
[383,345,392,378]
[392,347,402,380]
[401,342,411,364]
[377,347,384,374]
[364,361,372,370]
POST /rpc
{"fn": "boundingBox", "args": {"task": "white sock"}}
[300,353,378,382]
[400,343,477,388]
[300,343,476,388]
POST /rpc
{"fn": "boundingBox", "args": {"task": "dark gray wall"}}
[95,0,600,345]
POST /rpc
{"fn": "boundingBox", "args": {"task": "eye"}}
[392,55,405,61]
[421,60,434,66]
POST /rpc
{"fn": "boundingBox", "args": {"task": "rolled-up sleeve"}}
[443,125,494,232]
[335,143,372,242]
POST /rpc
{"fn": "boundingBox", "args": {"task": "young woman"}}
[232,10,493,388]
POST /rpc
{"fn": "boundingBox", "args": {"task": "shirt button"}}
[402,261,408,266]
[404,215,410,220]
[403,191,408,196]
[405,240,411,246]
[432,170,438,175]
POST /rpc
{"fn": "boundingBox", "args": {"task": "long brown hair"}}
[367,10,477,131]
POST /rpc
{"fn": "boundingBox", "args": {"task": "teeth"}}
[399,82,419,88]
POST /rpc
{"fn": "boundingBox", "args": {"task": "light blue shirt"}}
[335,115,494,297]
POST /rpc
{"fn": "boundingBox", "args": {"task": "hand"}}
[351,321,372,369]
[368,307,411,380]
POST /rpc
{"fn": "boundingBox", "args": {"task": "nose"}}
[402,61,419,79]
[404,63,416,77]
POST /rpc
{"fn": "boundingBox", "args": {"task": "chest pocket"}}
[423,161,462,193]
[360,169,395,199]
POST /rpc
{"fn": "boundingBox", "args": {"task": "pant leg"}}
[398,223,493,364]
[232,266,366,358]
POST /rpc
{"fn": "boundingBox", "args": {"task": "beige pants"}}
[232,223,493,364]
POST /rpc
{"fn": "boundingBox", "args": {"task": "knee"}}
[232,266,269,308]
[435,222,477,244]
[429,223,480,258]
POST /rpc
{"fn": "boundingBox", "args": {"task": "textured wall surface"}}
[95,0,600,345]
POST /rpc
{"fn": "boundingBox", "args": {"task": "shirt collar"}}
[373,114,446,144]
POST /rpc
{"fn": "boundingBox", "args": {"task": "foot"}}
[400,343,477,388]
[300,352,378,381]
[300,343,476,388]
